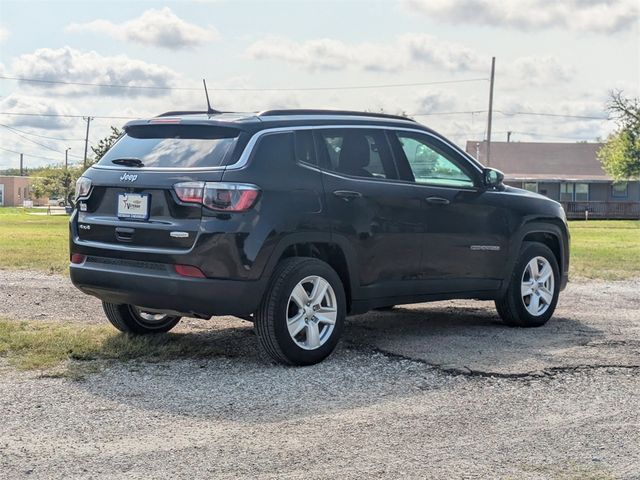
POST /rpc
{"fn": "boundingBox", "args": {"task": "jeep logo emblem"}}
[120,173,138,182]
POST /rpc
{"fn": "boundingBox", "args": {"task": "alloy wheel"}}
[286,275,338,350]
[520,256,555,316]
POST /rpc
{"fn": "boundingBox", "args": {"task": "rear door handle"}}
[333,190,362,201]
[425,196,450,206]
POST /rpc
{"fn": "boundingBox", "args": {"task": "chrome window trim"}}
[92,124,484,174]
[228,125,485,174]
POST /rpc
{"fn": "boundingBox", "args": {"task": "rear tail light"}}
[75,176,92,200]
[174,182,205,203]
[174,182,260,212]
[175,264,206,278]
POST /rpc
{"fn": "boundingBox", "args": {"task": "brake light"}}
[173,182,260,212]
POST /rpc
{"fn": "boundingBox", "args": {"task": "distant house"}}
[466,141,640,219]
[0,176,33,207]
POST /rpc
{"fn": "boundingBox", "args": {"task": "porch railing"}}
[561,201,640,220]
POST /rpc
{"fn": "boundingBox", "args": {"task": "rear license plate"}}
[117,193,150,220]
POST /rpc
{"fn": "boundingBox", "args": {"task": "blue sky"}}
[0,0,638,169]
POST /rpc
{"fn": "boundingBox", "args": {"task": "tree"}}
[30,165,84,205]
[91,126,122,162]
[598,91,640,179]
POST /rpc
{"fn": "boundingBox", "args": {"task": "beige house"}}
[0,176,33,207]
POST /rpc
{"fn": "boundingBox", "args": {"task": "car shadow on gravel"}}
[70,303,604,423]
[345,302,606,375]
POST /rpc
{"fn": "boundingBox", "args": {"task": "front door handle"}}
[333,190,362,201]
[425,196,450,206]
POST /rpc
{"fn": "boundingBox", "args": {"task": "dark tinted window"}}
[316,129,396,179]
[251,132,295,164]
[99,125,240,168]
[294,130,316,165]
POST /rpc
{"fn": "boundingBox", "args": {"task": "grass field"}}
[0,207,638,279]
[0,319,222,376]
[0,208,69,273]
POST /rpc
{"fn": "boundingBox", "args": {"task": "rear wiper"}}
[111,157,145,168]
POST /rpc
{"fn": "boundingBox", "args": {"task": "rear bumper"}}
[70,257,265,317]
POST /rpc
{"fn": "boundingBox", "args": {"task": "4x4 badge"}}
[120,173,138,182]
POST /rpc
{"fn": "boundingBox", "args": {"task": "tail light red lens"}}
[174,182,260,212]
[175,264,206,278]
[203,183,260,212]
[174,182,205,203]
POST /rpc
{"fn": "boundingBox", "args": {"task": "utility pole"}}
[19,153,24,176]
[507,131,512,143]
[82,116,93,170]
[486,56,496,166]
[65,147,71,169]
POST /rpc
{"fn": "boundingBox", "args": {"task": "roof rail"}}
[257,109,416,122]
[155,110,210,117]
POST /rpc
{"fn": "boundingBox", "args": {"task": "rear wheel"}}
[254,258,346,366]
[495,242,560,327]
[102,302,181,334]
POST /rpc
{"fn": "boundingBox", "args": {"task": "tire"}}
[495,242,560,327]
[254,257,346,366]
[102,302,181,334]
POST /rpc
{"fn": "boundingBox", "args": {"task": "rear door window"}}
[99,125,241,168]
[315,129,397,180]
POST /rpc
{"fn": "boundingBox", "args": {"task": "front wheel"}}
[495,242,560,327]
[102,302,181,334]
[254,258,346,366]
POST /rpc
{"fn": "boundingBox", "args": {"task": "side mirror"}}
[483,168,504,189]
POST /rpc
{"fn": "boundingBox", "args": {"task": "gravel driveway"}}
[1,269,639,479]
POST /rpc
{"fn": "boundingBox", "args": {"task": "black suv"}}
[70,109,569,365]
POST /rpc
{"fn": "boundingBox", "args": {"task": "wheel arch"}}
[263,232,360,313]
[501,219,569,295]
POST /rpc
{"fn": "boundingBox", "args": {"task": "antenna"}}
[202,79,220,115]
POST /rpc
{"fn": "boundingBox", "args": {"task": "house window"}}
[523,182,538,193]
[575,183,589,202]
[612,182,628,199]
[560,183,574,202]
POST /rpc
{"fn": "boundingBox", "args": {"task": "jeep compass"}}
[70,109,570,365]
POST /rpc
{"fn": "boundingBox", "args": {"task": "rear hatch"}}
[75,123,244,250]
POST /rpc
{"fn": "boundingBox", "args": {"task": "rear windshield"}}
[98,125,241,168]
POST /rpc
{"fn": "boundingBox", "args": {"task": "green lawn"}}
[0,208,69,273]
[0,207,638,279]
[568,220,640,280]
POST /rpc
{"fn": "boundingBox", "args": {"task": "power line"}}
[0,145,65,163]
[496,110,609,120]
[0,124,83,158]
[0,74,488,92]
[0,111,138,119]
[0,124,84,141]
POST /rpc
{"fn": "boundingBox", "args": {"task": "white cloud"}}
[246,34,487,72]
[246,34,574,88]
[505,56,575,87]
[404,0,639,33]
[0,93,77,130]
[66,7,218,49]
[11,47,179,97]
[0,26,8,43]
